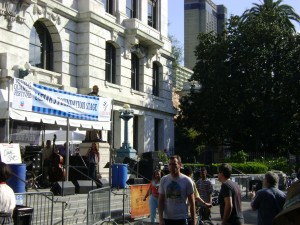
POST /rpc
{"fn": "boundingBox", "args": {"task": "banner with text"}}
[130,184,150,219]
[0,143,22,164]
[12,78,111,121]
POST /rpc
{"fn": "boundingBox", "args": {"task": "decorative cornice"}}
[33,3,61,25]
[111,30,118,42]
[124,35,139,59]
[147,47,161,68]
[1,0,33,30]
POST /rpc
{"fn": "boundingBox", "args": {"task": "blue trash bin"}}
[112,164,128,188]
[7,164,26,193]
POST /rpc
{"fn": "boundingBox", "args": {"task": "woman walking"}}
[143,169,163,223]
[86,142,100,180]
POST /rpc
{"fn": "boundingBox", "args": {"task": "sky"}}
[168,0,300,53]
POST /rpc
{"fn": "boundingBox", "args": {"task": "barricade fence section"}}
[15,191,54,225]
[87,187,131,225]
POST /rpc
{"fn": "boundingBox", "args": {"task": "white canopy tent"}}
[0,89,111,138]
[0,84,112,180]
[42,128,86,145]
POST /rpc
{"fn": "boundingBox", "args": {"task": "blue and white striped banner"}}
[12,78,111,122]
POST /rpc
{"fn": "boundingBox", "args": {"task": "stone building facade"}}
[0,0,175,158]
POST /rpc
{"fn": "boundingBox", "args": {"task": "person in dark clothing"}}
[273,180,300,225]
[249,171,286,225]
[196,166,213,220]
[88,85,99,96]
[86,142,100,180]
[217,163,244,225]
[85,85,102,142]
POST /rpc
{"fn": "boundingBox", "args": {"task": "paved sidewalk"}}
[135,198,257,225]
[210,198,256,225]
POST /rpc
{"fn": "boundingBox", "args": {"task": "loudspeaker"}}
[134,178,144,184]
[73,180,98,194]
[138,159,154,181]
[69,156,88,181]
[51,181,75,196]
[98,178,109,188]
[142,151,160,160]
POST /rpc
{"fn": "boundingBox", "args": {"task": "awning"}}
[0,89,110,130]
[9,108,111,130]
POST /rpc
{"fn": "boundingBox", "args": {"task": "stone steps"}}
[52,194,88,225]
[26,187,130,225]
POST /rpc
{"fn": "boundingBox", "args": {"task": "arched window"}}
[105,42,116,84]
[131,53,140,91]
[29,21,53,70]
[152,62,160,96]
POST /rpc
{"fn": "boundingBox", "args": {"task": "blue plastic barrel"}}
[112,164,128,188]
[7,164,26,193]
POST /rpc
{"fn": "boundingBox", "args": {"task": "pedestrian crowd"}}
[142,154,300,225]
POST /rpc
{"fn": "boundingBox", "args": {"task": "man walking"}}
[218,163,244,225]
[158,155,196,225]
[249,171,286,225]
[196,166,213,220]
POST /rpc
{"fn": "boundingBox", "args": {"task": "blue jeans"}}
[88,163,96,180]
[149,195,158,222]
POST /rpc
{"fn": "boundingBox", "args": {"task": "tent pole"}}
[65,117,70,181]
[6,77,11,143]
[109,99,114,187]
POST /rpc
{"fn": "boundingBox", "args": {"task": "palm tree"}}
[241,0,300,32]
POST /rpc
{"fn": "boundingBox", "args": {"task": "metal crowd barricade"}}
[15,191,54,225]
[87,187,131,225]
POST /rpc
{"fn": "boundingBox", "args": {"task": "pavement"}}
[134,197,257,225]
[209,198,257,225]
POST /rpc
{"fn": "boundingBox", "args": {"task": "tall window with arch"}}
[148,0,157,29]
[126,0,137,18]
[103,0,113,15]
[29,21,53,70]
[152,61,160,96]
[131,53,140,91]
[105,42,116,84]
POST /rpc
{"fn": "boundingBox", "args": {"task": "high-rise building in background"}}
[184,0,227,70]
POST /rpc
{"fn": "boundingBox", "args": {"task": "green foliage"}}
[176,0,300,159]
[208,162,268,174]
[183,162,269,174]
[174,125,203,162]
[157,151,169,164]
[183,158,290,175]
[226,150,249,163]
[256,157,290,174]
[230,162,269,174]
[169,35,183,70]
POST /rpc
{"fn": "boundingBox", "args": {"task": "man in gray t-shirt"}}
[158,155,195,225]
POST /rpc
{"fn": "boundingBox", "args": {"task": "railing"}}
[15,191,54,225]
[87,187,131,225]
[12,162,146,225]
[231,167,256,199]
[246,151,281,161]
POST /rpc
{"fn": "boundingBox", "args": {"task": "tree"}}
[177,1,300,156]
[169,35,183,70]
[242,0,300,32]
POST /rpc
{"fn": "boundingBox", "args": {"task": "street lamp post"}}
[116,104,137,160]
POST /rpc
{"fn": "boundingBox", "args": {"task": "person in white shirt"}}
[0,162,16,225]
